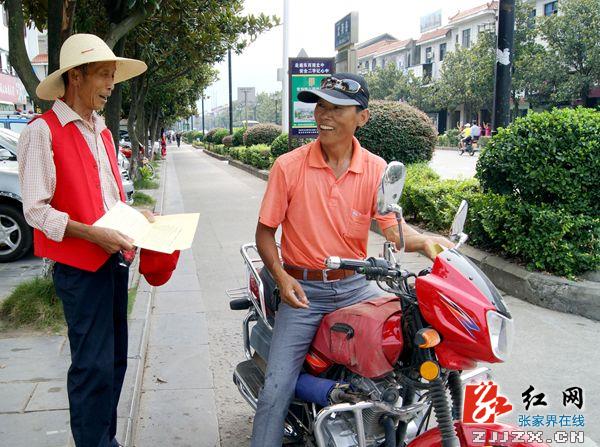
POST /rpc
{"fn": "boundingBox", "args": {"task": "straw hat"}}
[36,33,147,100]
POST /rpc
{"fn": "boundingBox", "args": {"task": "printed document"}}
[93,202,199,253]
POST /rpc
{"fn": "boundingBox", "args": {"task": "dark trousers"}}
[53,255,129,447]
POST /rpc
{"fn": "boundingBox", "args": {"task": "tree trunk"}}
[47,0,63,75]
[106,37,126,151]
[6,0,52,111]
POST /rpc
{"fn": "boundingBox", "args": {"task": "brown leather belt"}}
[284,264,356,282]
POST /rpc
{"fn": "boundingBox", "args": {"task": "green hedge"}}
[477,107,600,215]
[212,128,230,145]
[355,100,437,163]
[205,128,218,143]
[243,123,281,146]
[437,129,461,147]
[232,127,246,147]
[400,164,599,278]
[270,133,314,158]
[229,144,272,170]
[183,130,204,144]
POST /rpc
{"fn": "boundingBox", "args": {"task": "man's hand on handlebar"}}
[421,236,454,260]
[275,272,310,309]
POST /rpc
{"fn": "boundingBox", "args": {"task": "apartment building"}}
[0,5,46,112]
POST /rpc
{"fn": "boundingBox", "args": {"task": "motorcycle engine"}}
[322,374,400,447]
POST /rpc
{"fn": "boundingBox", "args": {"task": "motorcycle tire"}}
[469,150,475,156]
[459,150,464,155]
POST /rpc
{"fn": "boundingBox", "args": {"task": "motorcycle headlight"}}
[486,310,514,361]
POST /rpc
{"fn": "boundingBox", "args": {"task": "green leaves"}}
[355,100,437,164]
[243,124,281,147]
[476,107,600,215]
[401,164,600,277]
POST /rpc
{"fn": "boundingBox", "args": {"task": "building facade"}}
[357,0,569,132]
[0,5,47,112]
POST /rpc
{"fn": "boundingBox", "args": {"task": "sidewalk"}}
[0,157,167,447]
[132,148,219,446]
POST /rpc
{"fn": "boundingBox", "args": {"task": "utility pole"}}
[282,0,290,133]
[274,94,278,124]
[492,0,515,132]
[243,90,248,126]
[228,48,233,134]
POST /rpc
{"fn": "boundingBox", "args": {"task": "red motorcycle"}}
[228,162,545,447]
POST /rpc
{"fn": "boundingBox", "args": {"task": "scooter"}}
[459,138,477,156]
[228,162,545,447]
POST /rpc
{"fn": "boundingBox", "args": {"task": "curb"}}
[461,245,600,322]
[201,148,270,181]
[124,158,167,446]
[201,148,598,322]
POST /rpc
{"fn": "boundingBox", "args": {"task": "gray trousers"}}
[250,273,383,446]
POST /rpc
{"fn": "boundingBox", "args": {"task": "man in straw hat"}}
[18,34,148,447]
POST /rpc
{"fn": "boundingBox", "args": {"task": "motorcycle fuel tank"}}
[308,296,404,379]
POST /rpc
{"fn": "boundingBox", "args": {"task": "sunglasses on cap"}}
[320,76,364,94]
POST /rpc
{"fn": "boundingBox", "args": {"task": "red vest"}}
[33,109,126,272]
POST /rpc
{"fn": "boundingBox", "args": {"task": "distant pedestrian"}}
[484,122,491,137]
[471,121,481,142]
[176,131,181,148]
[160,128,167,158]
[18,33,151,447]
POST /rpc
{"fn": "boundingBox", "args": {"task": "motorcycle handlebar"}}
[325,256,370,270]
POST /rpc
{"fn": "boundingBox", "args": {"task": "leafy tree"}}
[437,30,495,121]
[538,0,600,106]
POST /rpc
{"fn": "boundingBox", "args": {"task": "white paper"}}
[93,202,199,253]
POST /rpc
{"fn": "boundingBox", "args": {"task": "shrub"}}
[437,129,461,147]
[476,107,600,215]
[244,123,281,146]
[205,128,218,144]
[477,136,490,149]
[400,163,600,277]
[270,133,314,158]
[232,127,246,147]
[183,130,203,143]
[212,128,230,145]
[466,194,599,278]
[237,144,272,170]
[355,100,437,163]
[222,135,233,147]
[229,146,242,160]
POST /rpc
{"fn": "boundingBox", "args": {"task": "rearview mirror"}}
[450,200,468,241]
[0,148,15,161]
[377,161,406,215]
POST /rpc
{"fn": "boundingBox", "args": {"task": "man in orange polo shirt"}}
[250,73,452,446]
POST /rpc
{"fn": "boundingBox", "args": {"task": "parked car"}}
[0,139,31,262]
[0,112,33,134]
[0,128,134,262]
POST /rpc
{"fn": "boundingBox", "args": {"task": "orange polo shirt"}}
[259,137,397,270]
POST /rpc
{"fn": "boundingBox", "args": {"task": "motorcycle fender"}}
[407,422,549,447]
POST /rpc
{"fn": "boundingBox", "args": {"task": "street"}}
[134,144,599,446]
[428,148,479,179]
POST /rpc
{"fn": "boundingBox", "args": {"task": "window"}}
[455,34,459,46]
[365,60,369,70]
[407,53,411,67]
[544,1,558,16]
[372,58,377,69]
[462,29,471,48]
[381,58,386,68]
[425,46,433,64]
[439,43,447,61]
[529,8,537,19]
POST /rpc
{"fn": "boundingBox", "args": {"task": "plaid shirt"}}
[18,100,121,242]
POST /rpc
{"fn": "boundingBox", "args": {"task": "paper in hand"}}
[93,202,199,253]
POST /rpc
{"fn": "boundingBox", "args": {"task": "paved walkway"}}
[0,160,166,447]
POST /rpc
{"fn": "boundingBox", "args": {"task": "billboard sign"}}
[288,57,335,138]
[335,12,358,50]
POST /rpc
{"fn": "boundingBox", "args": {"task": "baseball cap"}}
[139,248,181,286]
[297,72,369,109]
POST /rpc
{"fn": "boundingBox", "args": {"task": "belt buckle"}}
[322,269,341,283]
